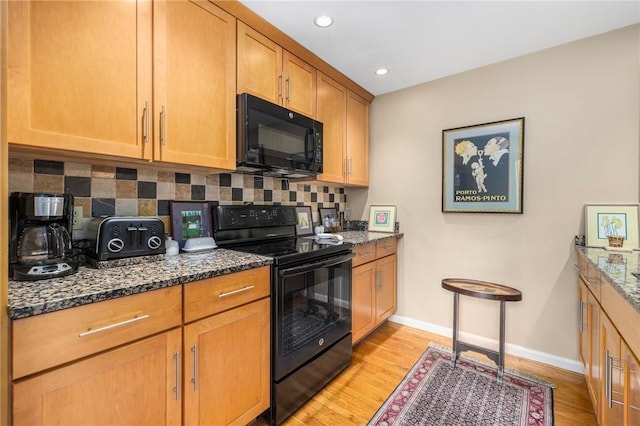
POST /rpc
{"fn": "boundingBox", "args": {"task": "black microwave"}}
[237,93,323,179]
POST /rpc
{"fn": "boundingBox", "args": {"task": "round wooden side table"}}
[441,278,522,383]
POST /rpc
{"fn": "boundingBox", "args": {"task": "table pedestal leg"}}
[451,293,460,369]
[498,300,506,384]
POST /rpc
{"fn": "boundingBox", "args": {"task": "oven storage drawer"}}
[13,286,182,379]
[184,266,270,323]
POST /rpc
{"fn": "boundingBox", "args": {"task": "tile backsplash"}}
[9,157,347,235]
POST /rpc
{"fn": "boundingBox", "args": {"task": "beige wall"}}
[348,24,640,364]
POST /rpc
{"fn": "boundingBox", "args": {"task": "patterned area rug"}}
[368,345,554,426]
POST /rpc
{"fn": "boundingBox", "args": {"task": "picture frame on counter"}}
[442,117,525,214]
[584,204,639,249]
[295,206,314,236]
[319,207,338,222]
[170,201,212,248]
[368,205,396,233]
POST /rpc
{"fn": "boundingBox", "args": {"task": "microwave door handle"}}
[278,252,355,278]
[306,128,314,163]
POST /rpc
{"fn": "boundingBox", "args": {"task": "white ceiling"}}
[239,1,640,96]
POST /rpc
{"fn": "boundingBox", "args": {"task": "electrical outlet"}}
[73,206,83,230]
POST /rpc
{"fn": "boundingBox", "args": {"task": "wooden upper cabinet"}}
[7,0,153,159]
[346,90,370,186]
[153,0,236,170]
[316,72,347,184]
[282,51,316,117]
[237,21,316,117]
[317,72,370,187]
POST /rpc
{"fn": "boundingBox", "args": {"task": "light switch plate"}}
[73,206,83,230]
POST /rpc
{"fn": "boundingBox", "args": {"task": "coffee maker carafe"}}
[9,192,78,280]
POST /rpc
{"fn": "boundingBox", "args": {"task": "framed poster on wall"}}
[442,117,525,213]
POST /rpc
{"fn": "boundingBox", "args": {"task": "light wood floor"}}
[276,322,597,426]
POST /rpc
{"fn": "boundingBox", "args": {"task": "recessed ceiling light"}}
[375,68,389,76]
[314,15,333,28]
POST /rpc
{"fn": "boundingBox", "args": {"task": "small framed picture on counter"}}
[295,206,313,236]
[584,204,639,249]
[368,205,396,233]
[170,201,212,248]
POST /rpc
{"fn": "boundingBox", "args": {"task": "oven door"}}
[273,251,353,381]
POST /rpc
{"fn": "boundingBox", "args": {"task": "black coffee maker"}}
[9,192,78,281]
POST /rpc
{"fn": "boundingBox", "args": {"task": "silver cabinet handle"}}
[174,351,181,401]
[218,285,255,299]
[375,270,382,291]
[286,75,291,102]
[278,74,283,100]
[143,101,149,144]
[79,314,150,337]
[191,345,198,391]
[605,349,624,408]
[160,105,166,146]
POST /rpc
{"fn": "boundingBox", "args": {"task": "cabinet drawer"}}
[376,238,397,258]
[352,243,376,267]
[13,286,182,379]
[184,266,270,323]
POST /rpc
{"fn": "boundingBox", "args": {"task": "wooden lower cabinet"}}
[352,240,398,344]
[183,297,270,426]
[12,268,272,426]
[588,282,602,422]
[13,328,182,426]
[352,261,377,343]
[601,313,624,425]
[577,250,640,425]
[623,342,640,425]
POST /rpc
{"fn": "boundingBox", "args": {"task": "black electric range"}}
[212,204,352,264]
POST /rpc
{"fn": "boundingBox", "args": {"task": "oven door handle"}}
[278,252,355,278]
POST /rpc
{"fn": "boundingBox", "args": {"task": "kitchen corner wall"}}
[8,157,346,236]
[349,24,640,364]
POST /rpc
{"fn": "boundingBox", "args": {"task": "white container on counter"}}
[165,237,179,256]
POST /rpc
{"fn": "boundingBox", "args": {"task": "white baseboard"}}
[389,314,584,374]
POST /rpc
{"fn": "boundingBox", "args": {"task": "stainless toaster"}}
[88,216,166,260]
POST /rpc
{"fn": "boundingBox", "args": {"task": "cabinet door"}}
[153,0,236,170]
[375,254,397,324]
[8,0,152,159]
[578,280,589,369]
[237,21,282,104]
[589,289,601,421]
[345,90,369,186]
[183,298,270,426]
[601,313,624,426]
[623,342,640,426]
[352,261,376,344]
[13,329,181,426]
[316,72,347,184]
[282,51,316,117]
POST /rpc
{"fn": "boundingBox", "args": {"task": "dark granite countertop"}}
[576,246,640,314]
[8,249,272,320]
[340,231,403,246]
[8,231,402,320]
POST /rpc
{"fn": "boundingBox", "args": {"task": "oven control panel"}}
[213,205,296,230]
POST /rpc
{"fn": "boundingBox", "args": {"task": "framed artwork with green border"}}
[368,205,396,233]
